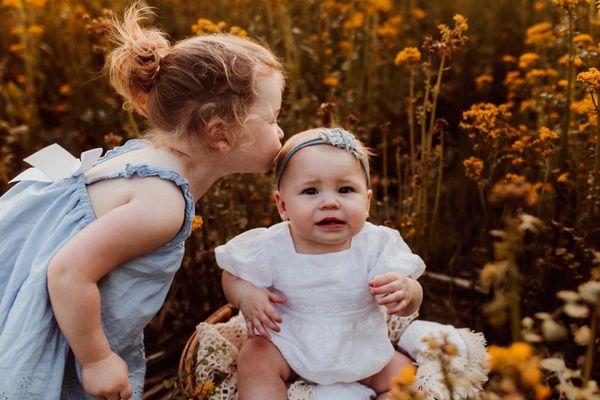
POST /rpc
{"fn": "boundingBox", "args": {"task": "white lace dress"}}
[215,221,425,385]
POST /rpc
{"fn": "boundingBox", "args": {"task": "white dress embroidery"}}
[215,221,425,385]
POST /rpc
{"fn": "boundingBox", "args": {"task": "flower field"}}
[1,0,599,398]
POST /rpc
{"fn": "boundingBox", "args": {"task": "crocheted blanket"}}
[194,313,488,400]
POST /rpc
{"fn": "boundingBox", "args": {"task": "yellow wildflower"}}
[518,52,539,69]
[394,47,421,66]
[10,26,23,35]
[463,157,484,179]
[573,33,594,44]
[410,7,426,20]
[559,53,583,67]
[475,74,493,90]
[193,379,215,398]
[534,1,547,10]
[535,384,552,399]
[9,43,26,53]
[365,0,392,12]
[394,365,416,386]
[571,96,595,114]
[508,342,533,361]
[577,67,600,91]
[453,14,468,32]
[191,215,204,232]
[229,26,248,38]
[377,15,402,38]
[525,22,555,45]
[539,127,558,141]
[59,84,71,95]
[502,55,517,63]
[26,0,46,7]
[27,25,44,36]
[553,0,583,10]
[344,12,364,30]
[323,76,339,88]
[2,0,22,8]
[191,18,223,35]
[521,364,542,386]
[557,172,570,182]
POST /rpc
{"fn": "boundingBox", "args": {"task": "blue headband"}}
[275,128,370,188]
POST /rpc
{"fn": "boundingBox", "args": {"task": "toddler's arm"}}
[222,271,286,340]
[369,274,423,316]
[47,180,185,398]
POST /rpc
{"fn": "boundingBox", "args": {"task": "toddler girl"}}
[216,128,425,400]
[0,3,284,399]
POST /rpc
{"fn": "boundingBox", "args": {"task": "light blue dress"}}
[0,139,195,399]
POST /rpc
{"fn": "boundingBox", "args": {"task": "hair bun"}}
[105,1,170,116]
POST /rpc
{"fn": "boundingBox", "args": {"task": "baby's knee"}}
[237,338,290,378]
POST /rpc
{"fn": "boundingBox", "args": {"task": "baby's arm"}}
[47,178,184,398]
[222,271,286,340]
[369,274,423,316]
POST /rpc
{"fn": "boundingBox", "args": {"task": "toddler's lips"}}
[316,217,346,230]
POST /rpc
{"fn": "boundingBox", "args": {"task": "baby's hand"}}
[369,273,417,315]
[81,351,132,399]
[239,287,286,340]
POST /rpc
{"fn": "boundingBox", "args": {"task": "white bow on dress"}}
[9,143,103,183]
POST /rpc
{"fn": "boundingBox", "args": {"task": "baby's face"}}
[275,145,372,254]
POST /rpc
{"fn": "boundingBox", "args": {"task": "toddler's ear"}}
[366,189,373,216]
[274,191,289,221]
[205,118,233,152]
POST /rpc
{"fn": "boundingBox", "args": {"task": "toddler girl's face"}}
[275,145,372,254]
[238,72,285,172]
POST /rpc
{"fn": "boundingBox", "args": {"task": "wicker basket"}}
[178,303,236,390]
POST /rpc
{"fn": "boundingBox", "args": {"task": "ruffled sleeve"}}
[367,225,426,280]
[214,228,273,288]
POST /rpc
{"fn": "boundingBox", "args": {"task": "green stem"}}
[408,68,416,177]
[562,10,574,164]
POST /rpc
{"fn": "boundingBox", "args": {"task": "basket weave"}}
[179,303,235,390]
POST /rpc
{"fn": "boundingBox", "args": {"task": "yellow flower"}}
[394,47,421,66]
[577,67,600,91]
[502,55,517,63]
[27,25,44,36]
[344,12,364,30]
[193,379,215,398]
[508,342,533,361]
[410,7,426,20]
[557,172,570,182]
[521,365,542,386]
[59,84,71,95]
[525,22,555,45]
[518,53,539,69]
[9,43,26,53]
[573,33,594,44]
[26,0,46,7]
[2,0,22,8]
[192,215,204,232]
[463,157,484,179]
[553,0,583,10]
[229,26,248,38]
[539,127,558,141]
[191,18,223,35]
[535,384,552,399]
[453,14,468,32]
[393,365,416,386]
[323,76,339,88]
[475,74,493,90]
[365,0,392,12]
[377,15,402,38]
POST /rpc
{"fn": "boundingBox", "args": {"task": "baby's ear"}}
[274,191,289,221]
[366,189,373,216]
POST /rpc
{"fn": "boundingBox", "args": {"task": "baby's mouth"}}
[316,217,346,226]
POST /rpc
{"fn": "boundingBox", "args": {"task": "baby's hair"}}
[105,1,283,146]
[273,127,374,186]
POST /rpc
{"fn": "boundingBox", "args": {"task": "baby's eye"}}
[302,187,318,195]
[339,186,355,193]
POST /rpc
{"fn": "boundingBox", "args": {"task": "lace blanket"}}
[194,313,488,399]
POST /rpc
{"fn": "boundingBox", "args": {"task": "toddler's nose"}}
[321,196,340,209]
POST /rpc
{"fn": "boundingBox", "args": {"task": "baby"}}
[217,128,425,399]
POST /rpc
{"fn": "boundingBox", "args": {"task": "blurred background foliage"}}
[1,0,599,397]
